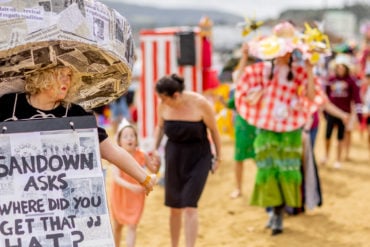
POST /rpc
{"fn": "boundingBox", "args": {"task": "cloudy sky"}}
[108,0,366,19]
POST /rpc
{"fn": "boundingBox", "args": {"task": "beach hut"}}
[138,17,219,149]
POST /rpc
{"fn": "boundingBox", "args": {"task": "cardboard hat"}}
[0,0,135,110]
[248,22,303,60]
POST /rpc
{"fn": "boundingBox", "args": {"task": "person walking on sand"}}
[110,120,160,247]
[235,22,348,235]
[224,48,257,199]
[152,74,221,247]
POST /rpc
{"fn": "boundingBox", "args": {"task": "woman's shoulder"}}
[185,91,206,101]
[185,92,214,113]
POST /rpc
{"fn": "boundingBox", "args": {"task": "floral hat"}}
[248,21,303,60]
[248,21,331,64]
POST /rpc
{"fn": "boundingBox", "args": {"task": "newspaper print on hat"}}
[0,0,135,110]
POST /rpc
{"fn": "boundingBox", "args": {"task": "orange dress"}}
[110,149,146,225]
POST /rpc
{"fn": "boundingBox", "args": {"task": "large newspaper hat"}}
[0,0,135,110]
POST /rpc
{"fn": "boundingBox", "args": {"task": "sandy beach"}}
[106,121,369,247]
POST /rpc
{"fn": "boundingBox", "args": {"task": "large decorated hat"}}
[0,0,135,110]
[248,21,302,60]
[248,21,331,64]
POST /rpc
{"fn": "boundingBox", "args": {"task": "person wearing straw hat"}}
[235,21,348,235]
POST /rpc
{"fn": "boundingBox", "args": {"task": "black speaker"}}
[176,31,196,66]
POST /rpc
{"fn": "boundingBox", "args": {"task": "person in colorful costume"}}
[235,21,347,235]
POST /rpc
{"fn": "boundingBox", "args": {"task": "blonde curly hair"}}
[24,66,80,104]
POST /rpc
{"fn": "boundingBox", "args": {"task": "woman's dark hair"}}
[269,59,275,80]
[155,73,185,96]
[287,55,294,81]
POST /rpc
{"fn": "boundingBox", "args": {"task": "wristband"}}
[140,175,151,187]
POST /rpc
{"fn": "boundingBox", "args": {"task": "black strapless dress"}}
[163,120,213,208]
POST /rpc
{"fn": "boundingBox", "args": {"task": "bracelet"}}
[140,175,151,187]
[213,156,222,162]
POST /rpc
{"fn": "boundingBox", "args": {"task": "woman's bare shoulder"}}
[184,91,206,102]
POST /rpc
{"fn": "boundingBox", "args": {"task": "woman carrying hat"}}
[235,21,348,235]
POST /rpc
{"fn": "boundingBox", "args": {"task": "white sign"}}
[0,116,114,247]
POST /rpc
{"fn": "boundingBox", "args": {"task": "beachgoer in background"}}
[321,54,362,168]
[225,45,257,199]
[360,66,370,158]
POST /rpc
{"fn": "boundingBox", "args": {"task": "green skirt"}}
[234,115,256,161]
[250,129,302,208]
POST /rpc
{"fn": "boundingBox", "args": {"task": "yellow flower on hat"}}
[259,37,282,58]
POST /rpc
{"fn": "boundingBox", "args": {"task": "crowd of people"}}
[1,7,369,246]
[93,20,370,246]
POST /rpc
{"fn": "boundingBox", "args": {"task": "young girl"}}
[322,54,362,168]
[110,121,159,247]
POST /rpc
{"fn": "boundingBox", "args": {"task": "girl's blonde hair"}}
[24,66,80,104]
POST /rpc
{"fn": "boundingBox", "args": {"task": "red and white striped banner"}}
[138,28,203,148]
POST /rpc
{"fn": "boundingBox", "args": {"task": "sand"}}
[106,125,369,247]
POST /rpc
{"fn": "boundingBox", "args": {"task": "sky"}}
[108,0,367,19]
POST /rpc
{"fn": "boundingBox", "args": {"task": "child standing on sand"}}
[110,121,159,247]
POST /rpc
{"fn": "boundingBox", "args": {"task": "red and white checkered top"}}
[235,62,327,132]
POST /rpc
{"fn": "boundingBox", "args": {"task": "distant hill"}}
[100,1,244,31]
[279,3,369,27]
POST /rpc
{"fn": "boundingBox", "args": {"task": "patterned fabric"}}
[250,129,303,207]
[235,62,327,132]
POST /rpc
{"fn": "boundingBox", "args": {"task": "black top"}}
[0,93,108,142]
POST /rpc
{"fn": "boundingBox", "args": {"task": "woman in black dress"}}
[153,74,221,247]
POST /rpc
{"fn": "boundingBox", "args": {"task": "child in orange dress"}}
[110,121,159,247]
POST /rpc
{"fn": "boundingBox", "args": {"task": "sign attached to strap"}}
[0,116,114,247]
